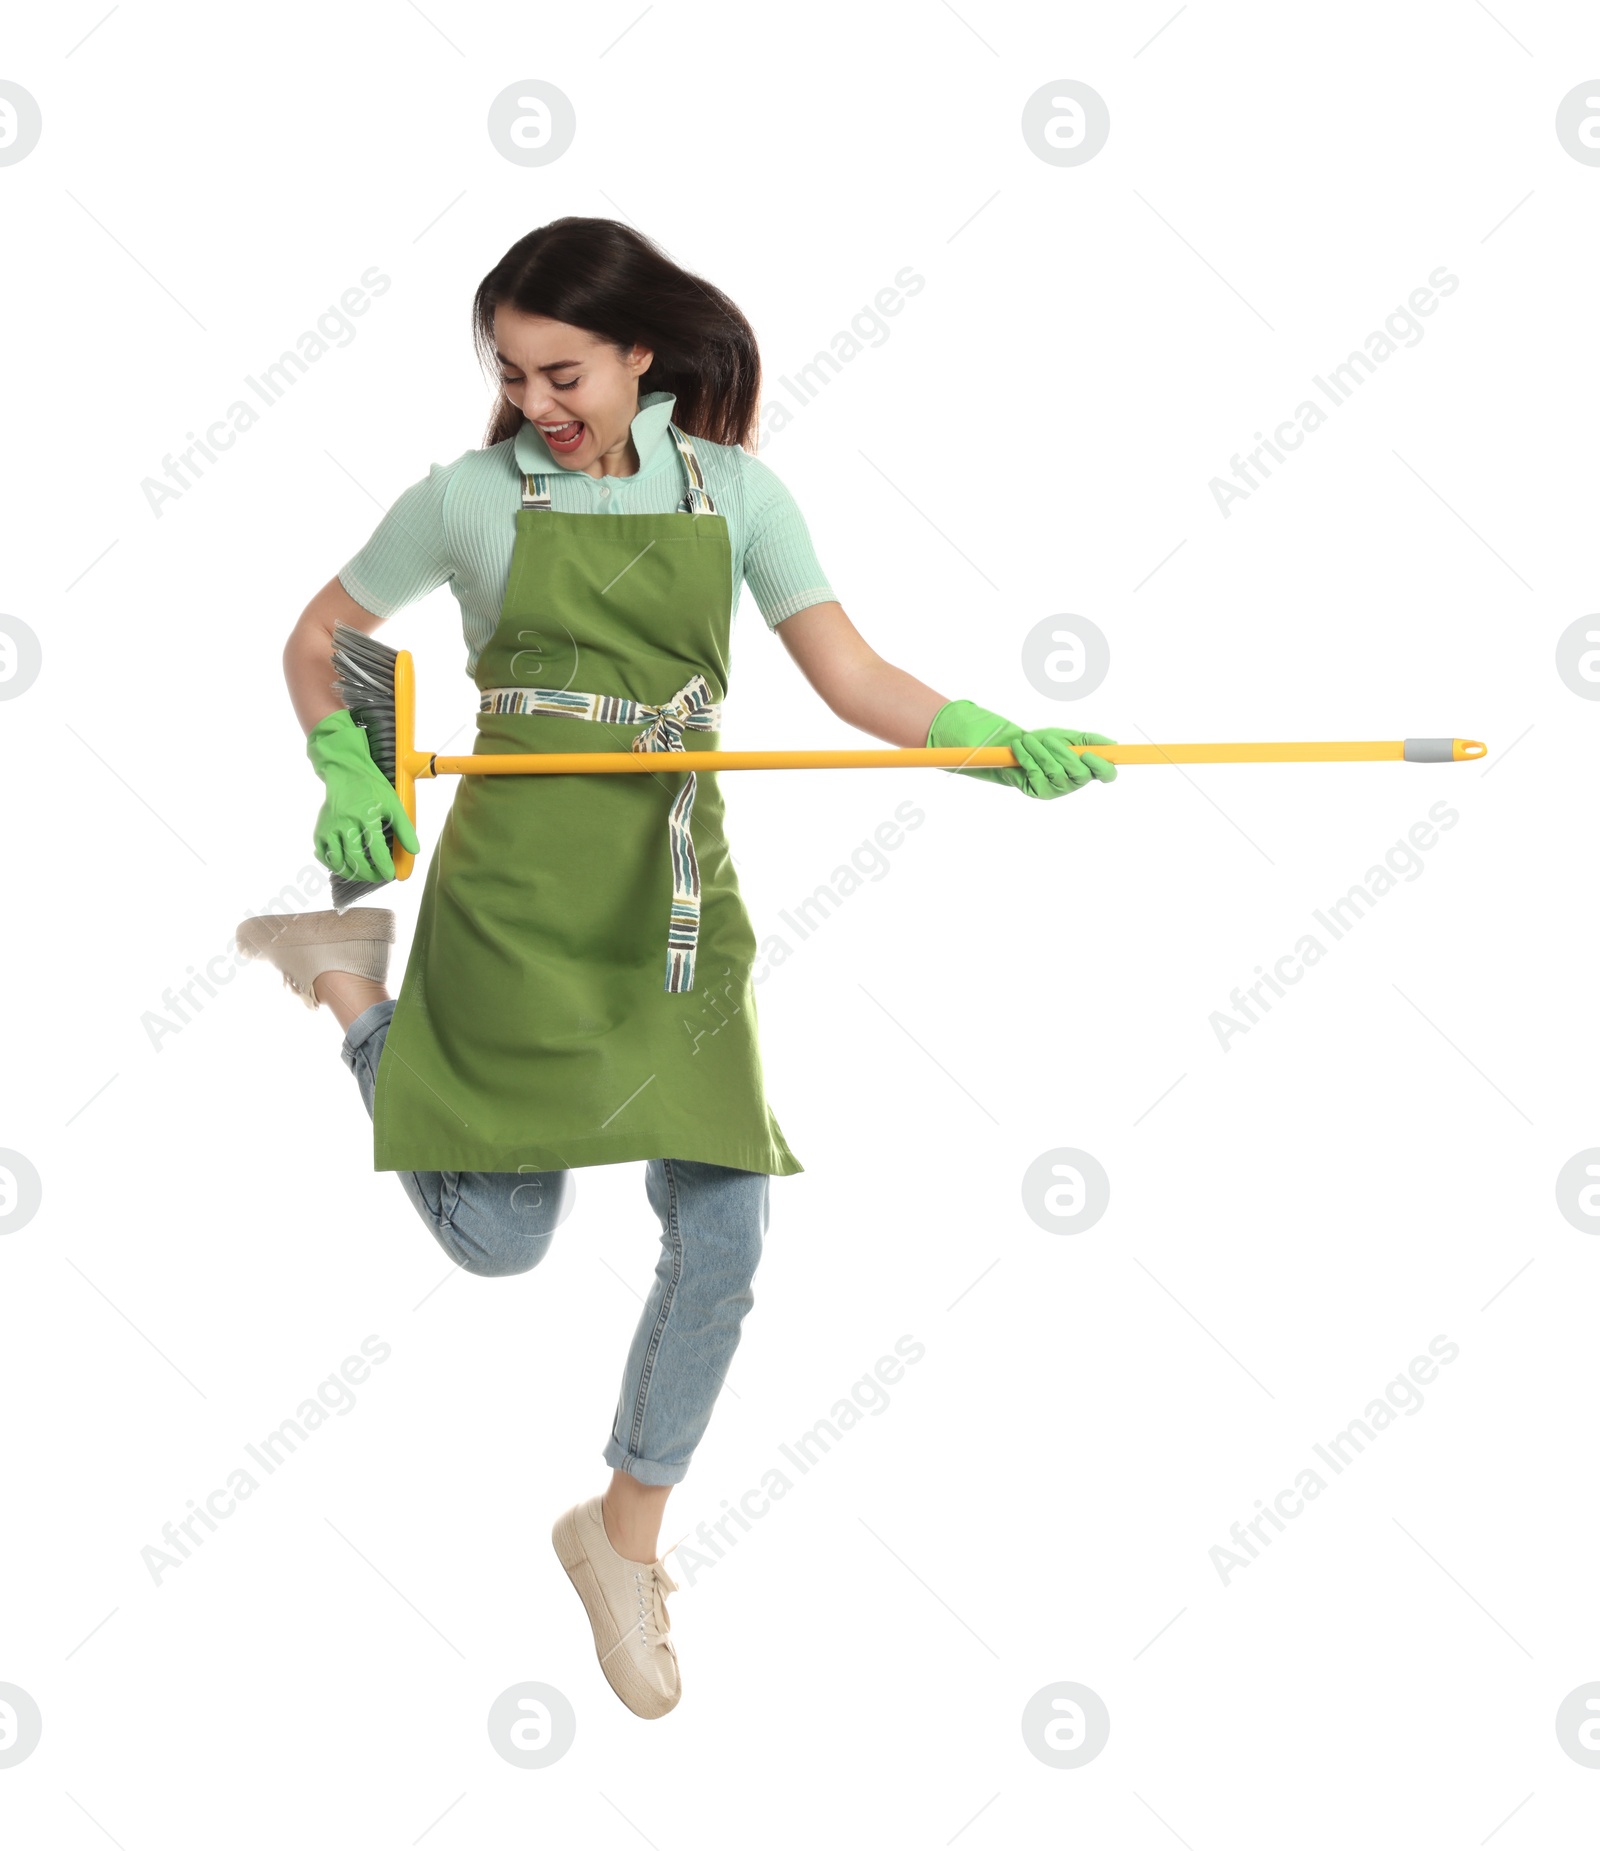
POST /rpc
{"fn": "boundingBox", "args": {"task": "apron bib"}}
[371,423,803,1177]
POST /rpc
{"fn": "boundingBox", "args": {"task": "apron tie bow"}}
[629,674,718,756]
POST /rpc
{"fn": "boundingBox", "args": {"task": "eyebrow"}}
[493,350,582,373]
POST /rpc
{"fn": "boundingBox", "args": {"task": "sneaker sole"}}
[551,1505,680,1721]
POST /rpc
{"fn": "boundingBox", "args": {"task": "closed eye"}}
[501,373,580,391]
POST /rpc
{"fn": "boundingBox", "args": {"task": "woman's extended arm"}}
[773,601,949,748]
[283,575,388,736]
[774,598,1117,799]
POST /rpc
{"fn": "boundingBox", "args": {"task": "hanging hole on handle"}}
[1458,739,1487,759]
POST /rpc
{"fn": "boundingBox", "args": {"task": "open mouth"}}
[539,420,585,454]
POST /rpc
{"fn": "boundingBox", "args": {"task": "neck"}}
[585,403,642,479]
[585,442,637,479]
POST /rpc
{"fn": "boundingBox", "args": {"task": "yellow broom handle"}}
[391,648,418,882]
[419,739,1486,773]
[383,650,1483,884]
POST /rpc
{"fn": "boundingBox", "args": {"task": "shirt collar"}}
[514,389,678,479]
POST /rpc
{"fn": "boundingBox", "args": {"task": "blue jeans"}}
[341,998,769,1488]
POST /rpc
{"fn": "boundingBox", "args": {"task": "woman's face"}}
[492,307,653,474]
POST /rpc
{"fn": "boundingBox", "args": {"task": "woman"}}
[235,217,1117,1721]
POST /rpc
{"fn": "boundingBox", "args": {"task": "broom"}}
[323,620,1486,909]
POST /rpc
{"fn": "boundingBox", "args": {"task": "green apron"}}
[371,422,802,1178]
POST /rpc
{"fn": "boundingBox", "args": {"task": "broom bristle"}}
[328,622,401,913]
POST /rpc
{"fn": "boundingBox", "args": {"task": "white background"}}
[2,1,1597,1842]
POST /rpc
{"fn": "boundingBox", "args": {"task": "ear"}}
[627,344,654,377]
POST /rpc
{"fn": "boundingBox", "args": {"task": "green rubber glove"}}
[926,698,1117,798]
[306,707,420,882]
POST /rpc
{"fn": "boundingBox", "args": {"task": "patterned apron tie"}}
[478,675,724,992]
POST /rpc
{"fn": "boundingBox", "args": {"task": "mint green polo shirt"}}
[338,389,835,677]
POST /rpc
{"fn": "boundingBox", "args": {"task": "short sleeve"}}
[738,453,836,629]
[337,457,463,618]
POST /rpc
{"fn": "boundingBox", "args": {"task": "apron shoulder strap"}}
[519,419,718,514]
[667,423,717,515]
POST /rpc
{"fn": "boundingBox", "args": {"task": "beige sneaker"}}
[234,908,395,1011]
[552,1494,683,1719]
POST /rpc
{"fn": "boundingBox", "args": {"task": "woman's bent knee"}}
[432,1212,557,1278]
[399,1168,571,1278]
[453,1231,555,1278]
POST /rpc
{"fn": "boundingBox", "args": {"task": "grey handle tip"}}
[1403,738,1456,763]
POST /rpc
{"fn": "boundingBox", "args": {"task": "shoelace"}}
[639,1558,679,1653]
[600,1556,680,1663]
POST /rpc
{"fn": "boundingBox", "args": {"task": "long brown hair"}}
[472,218,761,451]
